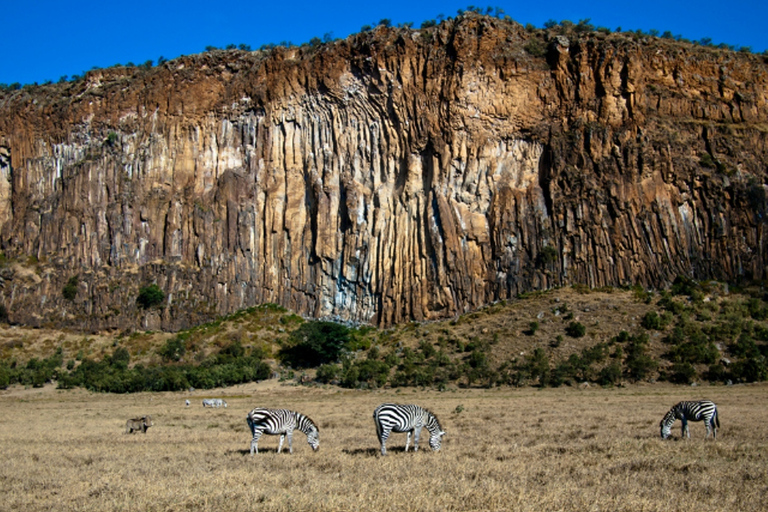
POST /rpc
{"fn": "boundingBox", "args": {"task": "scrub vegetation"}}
[2,279,768,393]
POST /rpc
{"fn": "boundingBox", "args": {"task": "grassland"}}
[1,380,766,511]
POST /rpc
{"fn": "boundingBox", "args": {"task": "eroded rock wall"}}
[0,15,766,330]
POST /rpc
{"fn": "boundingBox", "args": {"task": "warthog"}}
[125,415,153,434]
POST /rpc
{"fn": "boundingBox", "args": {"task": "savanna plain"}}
[1,381,767,512]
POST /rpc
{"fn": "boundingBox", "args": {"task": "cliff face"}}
[0,15,767,330]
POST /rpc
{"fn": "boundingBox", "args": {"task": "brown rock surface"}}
[0,15,766,330]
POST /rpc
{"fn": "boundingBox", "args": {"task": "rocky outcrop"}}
[0,14,766,330]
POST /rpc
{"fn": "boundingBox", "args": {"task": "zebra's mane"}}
[424,408,443,432]
[660,408,676,426]
[295,411,318,433]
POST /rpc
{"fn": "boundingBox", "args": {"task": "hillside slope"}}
[3,282,766,390]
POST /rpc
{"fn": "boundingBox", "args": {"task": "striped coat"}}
[246,408,319,454]
[373,403,445,456]
[660,400,720,439]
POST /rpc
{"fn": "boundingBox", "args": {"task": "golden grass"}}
[1,381,767,511]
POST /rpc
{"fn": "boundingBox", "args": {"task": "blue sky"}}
[2,0,766,86]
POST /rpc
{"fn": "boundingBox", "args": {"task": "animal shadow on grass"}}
[230,447,286,456]
[343,447,408,457]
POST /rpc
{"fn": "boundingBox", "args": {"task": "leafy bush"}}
[62,276,78,301]
[524,39,547,58]
[598,361,622,386]
[729,356,768,383]
[158,337,186,362]
[0,364,9,389]
[669,362,697,384]
[316,364,341,383]
[667,336,719,365]
[279,321,350,368]
[512,348,550,387]
[419,340,436,358]
[565,321,586,338]
[641,311,665,330]
[624,333,657,381]
[729,333,760,359]
[110,347,130,370]
[658,294,686,315]
[58,345,271,393]
[341,359,390,388]
[7,349,65,388]
[137,284,165,309]
[670,275,699,297]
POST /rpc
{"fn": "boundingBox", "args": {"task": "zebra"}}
[660,400,720,439]
[202,398,227,408]
[246,408,319,455]
[373,403,446,456]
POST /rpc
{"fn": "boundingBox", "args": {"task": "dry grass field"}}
[1,381,767,512]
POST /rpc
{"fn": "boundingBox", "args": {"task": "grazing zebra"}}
[373,403,445,456]
[246,408,319,455]
[202,398,227,408]
[660,400,720,439]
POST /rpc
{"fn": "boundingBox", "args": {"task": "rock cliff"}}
[0,14,767,330]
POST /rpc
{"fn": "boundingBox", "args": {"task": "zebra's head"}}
[429,430,446,451]
[659,410,675,439]
[306,427,320,451]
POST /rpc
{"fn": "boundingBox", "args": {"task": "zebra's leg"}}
[278,434,285,453]
[707,416,717,439]
[287,429,294,454]
[413,426,423,452]
[379,428,391,456]
[682,419,689,439]
[405,431,412,452]
[251,430,263,455]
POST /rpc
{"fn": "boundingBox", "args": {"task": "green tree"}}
[137,284,165,309]
[158,337,186,362]
[280,321,350,368]
[565,321,586,338]
[62,276,78,301]
[624,333,657,381]
[316,364,341,383]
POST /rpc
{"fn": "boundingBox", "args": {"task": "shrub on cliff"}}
[62,276,78,301]
[137,284,164,309]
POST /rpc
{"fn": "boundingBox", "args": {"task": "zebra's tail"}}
[715,408,720,429]
[373,408,383,440]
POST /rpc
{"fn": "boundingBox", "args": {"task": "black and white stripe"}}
[373,403,445,456]
[660,400,720,439]
[246,408,319,454]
